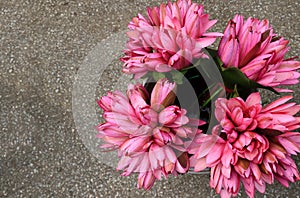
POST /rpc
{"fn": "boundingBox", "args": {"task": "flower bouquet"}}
[95,0,300,197]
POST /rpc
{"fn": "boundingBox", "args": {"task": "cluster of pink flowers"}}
[218,15,300,92]
[189,93,300,197]
[121,0,222,79]
[97,78,204,189]
[96,0,300,197]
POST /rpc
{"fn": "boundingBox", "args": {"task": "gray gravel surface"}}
[1,0,299,197]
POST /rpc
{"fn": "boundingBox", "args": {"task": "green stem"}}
[202,87,224,108]
[179,59,202,72]
[187,83,217,110]
[187,75,201,80]
[197,83,217,99]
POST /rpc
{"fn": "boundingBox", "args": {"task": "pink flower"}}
[151,77,176,111]
[261,135,300,187]
[96,78,203,190]
[189,93,300,198]
[218,14,300,91]
[233,131,269,164]
[215,92,261,133]
[189,134,241,197]
[96,123,129,148]
[215,92,300,134]
[117,147,190,191]
[98,90,135,116]
[121,0,222,78]
[210,162,240,198]
[159,106,189,127]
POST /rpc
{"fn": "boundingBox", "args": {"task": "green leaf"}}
[221,67,251,88]
[221,67,279,95]
[152,72,166,81]
[250,81,279,94]
[206,48,223,67]
[171,70,184,84]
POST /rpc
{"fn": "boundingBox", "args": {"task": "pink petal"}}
[262,95,293,112]
[245,92,261,107]
[194,157,207,172]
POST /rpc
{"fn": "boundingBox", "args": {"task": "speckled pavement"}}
[1,0,299,197]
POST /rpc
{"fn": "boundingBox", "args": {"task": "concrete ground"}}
[1,0,299,197]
